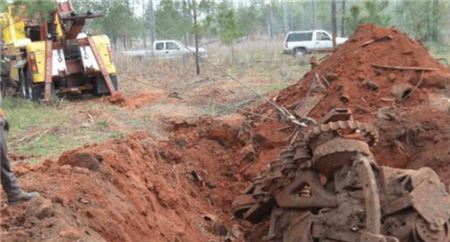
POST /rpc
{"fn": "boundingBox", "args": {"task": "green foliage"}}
[11,0,443,49]
[6,0,56,22]
[346,1,391,33]
[395,0,449,43]
[97,120,108,130]
[204,2,243,46]
[73,0,139,45]
[154,0,186,40]
[236,4,262,37]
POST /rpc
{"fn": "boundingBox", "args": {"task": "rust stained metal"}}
[232,108,450,242]
[275,170,338,208]
[294,95,324,118]
[354,153,381,234]
[44,40,53,102]
[85,36,117,96]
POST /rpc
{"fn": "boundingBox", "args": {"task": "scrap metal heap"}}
[233,108,450,242]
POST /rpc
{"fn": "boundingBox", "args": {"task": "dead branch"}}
[400,71,425,102]
[371,64,438,71]
[358,35,393,49]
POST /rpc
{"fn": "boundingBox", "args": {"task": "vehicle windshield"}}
[287,32,313,42]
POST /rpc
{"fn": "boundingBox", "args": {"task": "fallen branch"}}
[239,161,255,174]
[371,64,438,71]
[400,71,425,102]
[10,130,47,145]
[358,35,393,49]
[315,73,326,90]
[32,130,50,143]
[322,76,331,88]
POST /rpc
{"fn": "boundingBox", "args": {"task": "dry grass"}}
[5,39,311,164]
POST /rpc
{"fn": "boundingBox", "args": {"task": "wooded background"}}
[4,0,450,51]
[72,0,450,50]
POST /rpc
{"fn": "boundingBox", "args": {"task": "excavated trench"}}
[1,117,258,242]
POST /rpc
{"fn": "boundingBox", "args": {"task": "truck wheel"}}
[92,75,119,96]
[29,84,45,101]
[294,48,307,57]
[23,68,55,102]
[18,69,29,99]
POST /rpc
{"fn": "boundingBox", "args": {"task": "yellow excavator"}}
[1,0,118,101]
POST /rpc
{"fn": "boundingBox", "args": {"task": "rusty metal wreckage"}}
[233,108,450,242]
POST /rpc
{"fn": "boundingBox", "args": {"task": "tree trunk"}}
[431,0,439,42]
[193,0,200,75]
[230,40,234,63]
[341,0,346,36]
[282,1,289,35]
[269,2,274,40]
[113,36,117,49]
[331,0,337,48]
[149,0,155,57]
[313,0,317,29]
[183,0,189,46]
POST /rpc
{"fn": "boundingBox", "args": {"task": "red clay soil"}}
[122,91,163,110]
[254,24,450,182]
[2,24,450,242]
[1,117,255,242]
[107,90,164,109]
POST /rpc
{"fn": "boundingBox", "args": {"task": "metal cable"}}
[128,78,278,121]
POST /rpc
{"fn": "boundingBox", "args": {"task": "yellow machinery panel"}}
[92,35,116,74]
[0,6,31,48]
[26,41,46,83]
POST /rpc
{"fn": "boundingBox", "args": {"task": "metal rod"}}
[355,153,381,234]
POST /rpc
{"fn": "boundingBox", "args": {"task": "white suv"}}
[283,30,348,57]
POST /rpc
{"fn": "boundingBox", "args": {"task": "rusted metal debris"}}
[233,108,450,242]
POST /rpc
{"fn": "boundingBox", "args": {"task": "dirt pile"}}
[1,118,254,242]
[256,24,450,181]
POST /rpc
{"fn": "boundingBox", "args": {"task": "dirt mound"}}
[255,24,450,181]
[1,120,253,242]
[272,24,449,110]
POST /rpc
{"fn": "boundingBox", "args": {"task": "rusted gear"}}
[414,217,450,242]
[233,108,450,242]
[232,194,258,218]
[305,120,379,148]
[312,138,374,175]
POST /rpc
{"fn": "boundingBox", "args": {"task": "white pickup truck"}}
[122,40,207,59]
[283,30,348,57]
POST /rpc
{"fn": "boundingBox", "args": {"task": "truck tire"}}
[18,68,29,99]
[92,75,119,96]
[21,67,55,101]
[293,48,307,57]
[29,84,45,101]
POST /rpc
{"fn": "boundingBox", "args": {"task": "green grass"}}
[428,42,450,66]
[2,98,65,132]
[98,119,108,129]
[108,132,127,139]
[1,97,121,164]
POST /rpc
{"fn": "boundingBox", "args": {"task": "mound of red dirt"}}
[1,119,253,242]
[254,24,450,181]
